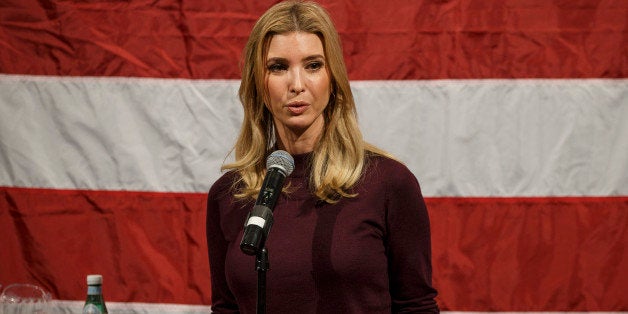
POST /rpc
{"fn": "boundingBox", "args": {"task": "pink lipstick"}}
[286,101,309,114]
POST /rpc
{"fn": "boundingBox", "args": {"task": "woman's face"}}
[264,31,331,142]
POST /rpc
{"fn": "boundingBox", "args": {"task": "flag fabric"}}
[1,0,627,312]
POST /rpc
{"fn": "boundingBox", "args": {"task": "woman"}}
[206,1,439,313]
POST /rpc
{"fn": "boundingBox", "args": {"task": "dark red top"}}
[206,152,439,313]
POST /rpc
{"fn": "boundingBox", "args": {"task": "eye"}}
[306,60,324,71]
[267,62,287,73]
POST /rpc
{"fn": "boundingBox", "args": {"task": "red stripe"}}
[427,196,628,311]
[0,0,626,79]
[1,187,626,310]
[0,187,210,305]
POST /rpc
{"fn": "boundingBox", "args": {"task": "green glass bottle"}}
[82,274,108,314]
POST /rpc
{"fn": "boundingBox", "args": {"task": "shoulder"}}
[364,153,423,196]
[207,170,240,201]
[367,154,418,183]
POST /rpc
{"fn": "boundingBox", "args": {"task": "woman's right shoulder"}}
[207,170,240,201]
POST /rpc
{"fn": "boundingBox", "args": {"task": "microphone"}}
[240,150,295,256]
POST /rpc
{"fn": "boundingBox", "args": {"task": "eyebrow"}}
[266,54,325,64]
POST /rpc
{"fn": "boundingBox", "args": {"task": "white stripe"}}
[51,300,211,313]
[48,301,628,313]
[353,79,628,197]
[1,74,626,196]
[0,74,240,193]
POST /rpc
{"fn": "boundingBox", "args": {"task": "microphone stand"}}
[241,205,273,314]
[241,206,273,314]
[240,150,294,314]
[255,247,269,314]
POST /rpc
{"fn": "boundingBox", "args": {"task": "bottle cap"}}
[86,274,103,285]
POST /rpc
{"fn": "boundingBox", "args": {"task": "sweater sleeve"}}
[206,176,240,313]
[383,161,439,313]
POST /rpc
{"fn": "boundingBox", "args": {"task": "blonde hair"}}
[224,0,390,203]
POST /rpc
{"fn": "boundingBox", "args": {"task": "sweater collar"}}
[289,151,312,179]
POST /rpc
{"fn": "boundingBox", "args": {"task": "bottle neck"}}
[87,284,103,295]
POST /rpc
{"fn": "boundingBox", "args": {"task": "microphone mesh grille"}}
[266,150,295,176]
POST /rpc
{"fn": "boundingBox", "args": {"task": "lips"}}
[286,101,309,115]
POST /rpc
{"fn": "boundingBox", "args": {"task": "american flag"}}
[1,0,626,312]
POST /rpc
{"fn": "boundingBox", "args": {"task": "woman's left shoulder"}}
[364,154,426,208]
[366,153,418,186]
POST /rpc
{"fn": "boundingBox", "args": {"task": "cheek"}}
[320,72,332,96]
[265,78,283,111]
[264,79,276,112]
[315,73,332,98]
[314,80,331,103]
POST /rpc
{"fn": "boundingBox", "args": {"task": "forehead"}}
[266,32,324,58]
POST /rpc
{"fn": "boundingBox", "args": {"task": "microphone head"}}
[266,150,295,176]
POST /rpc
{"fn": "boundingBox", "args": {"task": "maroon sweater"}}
[206,153,439,313]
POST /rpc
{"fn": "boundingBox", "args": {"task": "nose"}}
[289,68,305,95]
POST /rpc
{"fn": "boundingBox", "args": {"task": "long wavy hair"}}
[223,0,389,203]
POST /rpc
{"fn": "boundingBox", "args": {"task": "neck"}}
[274,121,323,155]
[276,136,317,155]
